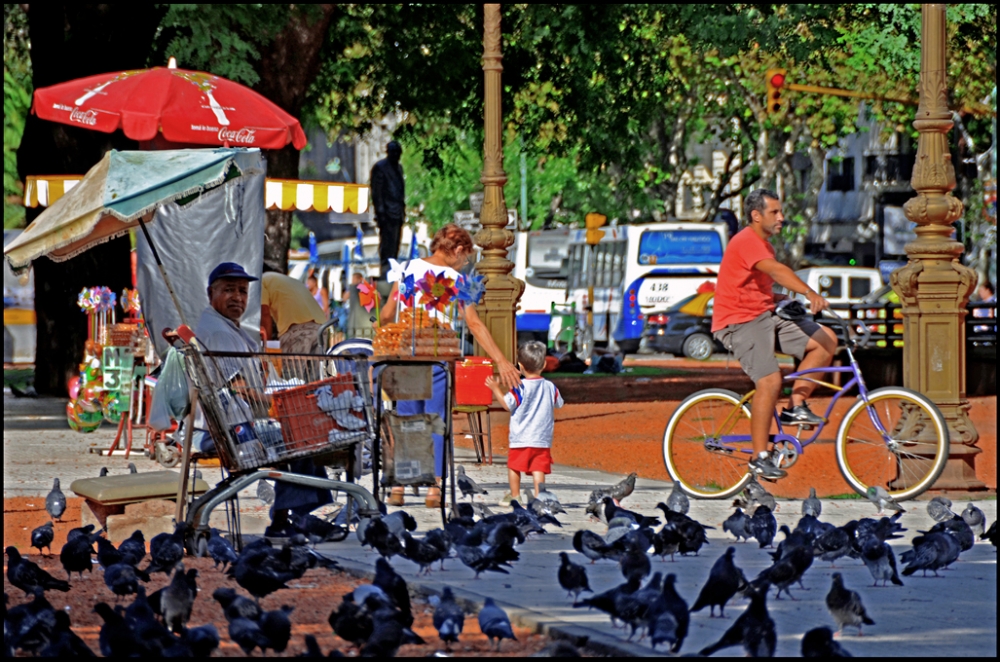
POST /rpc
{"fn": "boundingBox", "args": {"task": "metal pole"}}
[520,136,529,231]
[890,4,982,489]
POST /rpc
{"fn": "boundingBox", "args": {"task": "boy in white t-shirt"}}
[486,340,564,505]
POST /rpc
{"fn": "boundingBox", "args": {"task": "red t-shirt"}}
[711,227,777,332]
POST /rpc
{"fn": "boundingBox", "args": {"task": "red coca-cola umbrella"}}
[31,59,306,150]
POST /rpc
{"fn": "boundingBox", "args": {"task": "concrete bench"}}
[70,471,210,543]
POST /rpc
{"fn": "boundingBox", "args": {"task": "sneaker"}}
[780,403,825,426]
[499,492,515,507]
[749,456,788,480]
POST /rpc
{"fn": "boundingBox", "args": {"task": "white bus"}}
[508,228,578,344]
[565,221,728,354]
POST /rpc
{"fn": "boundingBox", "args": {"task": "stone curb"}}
[323,553,662,658]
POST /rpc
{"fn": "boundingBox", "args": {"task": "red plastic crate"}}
[455,357,495,406]
[271,375,358,452]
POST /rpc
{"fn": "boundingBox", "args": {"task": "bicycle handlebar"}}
[818,309,871,350]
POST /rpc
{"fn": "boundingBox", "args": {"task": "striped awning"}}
[25,175,369,214]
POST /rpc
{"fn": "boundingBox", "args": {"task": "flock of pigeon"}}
[5,467,997,657]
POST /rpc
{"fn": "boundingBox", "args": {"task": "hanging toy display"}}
[66,339,104,433]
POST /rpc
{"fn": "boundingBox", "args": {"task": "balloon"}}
[68,376,81,400]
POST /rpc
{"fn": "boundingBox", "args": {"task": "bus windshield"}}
[526,232,570,282]
[637,229,724,265]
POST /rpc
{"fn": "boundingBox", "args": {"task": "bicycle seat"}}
[776,299,808,321]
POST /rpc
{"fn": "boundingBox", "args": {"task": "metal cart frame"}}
[372,357,457,524]
[174,341,381,549]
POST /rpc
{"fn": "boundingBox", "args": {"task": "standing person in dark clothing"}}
[370,140,406,278]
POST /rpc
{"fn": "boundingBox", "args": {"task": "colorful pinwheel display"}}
[357,280,378,313]
[416,271,457,313]
[77,286,117,313]
[121,288,142,315]
[394,273,415,307]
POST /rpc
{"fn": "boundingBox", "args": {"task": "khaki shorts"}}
[714,311,823,383]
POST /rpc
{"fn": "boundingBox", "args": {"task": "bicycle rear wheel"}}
[663,388,753,499]
[835,387,949,500]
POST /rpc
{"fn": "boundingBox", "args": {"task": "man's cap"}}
[209,262,259,285]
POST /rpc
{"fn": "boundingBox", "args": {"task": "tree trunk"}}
[17,4,164,396]
[253,4,336,272]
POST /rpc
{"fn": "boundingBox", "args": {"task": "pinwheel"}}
[455,272,486,307]
[395,273,416,307]
[417,271,457,313]
[357,280,378,313]
[121,288,142,315]
[386,258,406,284]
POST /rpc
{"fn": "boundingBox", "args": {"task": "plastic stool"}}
[453,404,492,465]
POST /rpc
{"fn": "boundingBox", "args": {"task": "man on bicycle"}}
[712,189,838,479]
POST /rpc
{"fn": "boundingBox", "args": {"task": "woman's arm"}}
[462,304,522,389]
[380,283,399,325]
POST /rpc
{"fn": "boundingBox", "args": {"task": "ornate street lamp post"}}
[474,4,523,362]
[890,4,983,489]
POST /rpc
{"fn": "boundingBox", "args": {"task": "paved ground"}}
[4,393,997,657]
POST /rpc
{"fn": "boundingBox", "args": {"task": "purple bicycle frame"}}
[715,355,890,458]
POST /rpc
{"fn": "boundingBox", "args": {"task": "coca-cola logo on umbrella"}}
[68,107,99,126]
[218,127,257,145]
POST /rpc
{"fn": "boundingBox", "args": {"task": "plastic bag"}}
[148,348,190,431]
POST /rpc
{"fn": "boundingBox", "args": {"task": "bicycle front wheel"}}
[663,388,753,499]
[835,387,949,500]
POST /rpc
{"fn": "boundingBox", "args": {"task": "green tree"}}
[4,4,31,228]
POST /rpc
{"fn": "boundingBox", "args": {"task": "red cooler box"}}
[455,357,494,406]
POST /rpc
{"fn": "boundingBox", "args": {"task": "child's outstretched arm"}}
[485,376,511,411]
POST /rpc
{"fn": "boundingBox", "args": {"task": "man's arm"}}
[754,258,830,313]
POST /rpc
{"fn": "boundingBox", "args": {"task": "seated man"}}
[189,262,332,536]
[711,189,837,480]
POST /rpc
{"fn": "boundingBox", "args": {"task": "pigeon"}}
[290,512,348,544]
[402,532,446,575]
[116,530,146,567]
[698,582,776,657]
[5,547,70,596]
[750,504,777,548]
[45,478,66,521]
[162,568,198,634]
[228,544,296,601]
[929,515,976,552]
[456,464,489,499]
[866,486,905,515]
[654,573,689,653]
[586,472,638,517]
[814,522,855,567]
[360,598,424,657]
[826,572,874,635]
[94,602,142,657]
[535,489,567,513]
[94,536,124,569]
[558,552,592,603]
[363,517,404,559]
[927,496,954,522]
[860,524,904,587]
[901,531,960,577]
[619,541,651,583]
[723,508,753,543]
[962,503,986,537]
[104,562,147,599]
[229,616,270,655]
[64,524,98,543]
[128,462,138,474]
[181,623,220,657]
[373,557,414,627]
[652,523,682,562]
[329,593,373,646]
[59,531,99,580]
[432,587,465,650]
[666,482,689,514]
[734,476,776,514]
[30,522,54,556]
[606,497,659,528]
[143,522,188,576]
[802,487,822,517]
[572,529,617,563]
[257,479,275,506]
[212,586,262,622]
[99,467,110,477]
[38,609,95,658]
[205,528,238,571]
[689,547,744,617]
[383,510,418,538]
[478,597,517,652]
[982,520,997,547]
[259,605,295,654]
[802,626,853,657]
[6,588,59,656]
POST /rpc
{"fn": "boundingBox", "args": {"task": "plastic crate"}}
[271,375,360,452]
[455,357,494,406]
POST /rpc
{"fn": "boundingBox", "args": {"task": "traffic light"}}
[585,212,607,245]
[766,68,786,115]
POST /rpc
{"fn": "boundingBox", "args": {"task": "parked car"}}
[778,266,884,317]
[642,292,723,360]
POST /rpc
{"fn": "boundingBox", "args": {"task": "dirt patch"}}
[3,497,553,657]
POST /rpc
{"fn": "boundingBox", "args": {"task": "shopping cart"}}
[173,332,381,550]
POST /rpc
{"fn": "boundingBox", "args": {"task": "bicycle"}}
[663,311,949,501]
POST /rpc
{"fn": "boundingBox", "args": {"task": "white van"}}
[789,267,883,316]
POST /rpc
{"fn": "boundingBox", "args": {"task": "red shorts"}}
[508,447,552,474]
